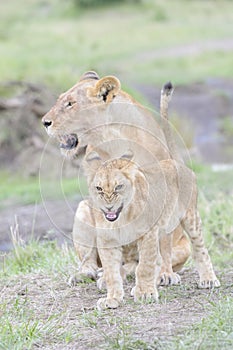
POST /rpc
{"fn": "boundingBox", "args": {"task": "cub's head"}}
[85,149,145,223]
[41,71,121,158]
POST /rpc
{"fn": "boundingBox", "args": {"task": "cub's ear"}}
[85,150,102,162]
[87,76,121,103]
[118,149,134,169]
[120,149,134,161]
[85,150,102,171]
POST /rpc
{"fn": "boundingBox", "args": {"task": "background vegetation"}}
[1,0,233,91]
[0,0,233,349]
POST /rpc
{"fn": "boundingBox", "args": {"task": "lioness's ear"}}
[79,71,100,81]
[87,76,121,103]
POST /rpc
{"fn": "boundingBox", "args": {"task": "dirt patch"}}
[0,199,80,251]
[0,267,232,349]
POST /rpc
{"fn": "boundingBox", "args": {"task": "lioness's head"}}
[42,71,121,158]
[85,149,148,223]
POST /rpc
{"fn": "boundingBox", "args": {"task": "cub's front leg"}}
[132,227,161,303]
[97,246,124,309]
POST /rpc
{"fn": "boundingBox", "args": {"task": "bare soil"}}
[1,267,232,349]
[0,199,79,251]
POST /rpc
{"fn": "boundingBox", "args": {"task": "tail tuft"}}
[163,81,173,95]
[160,81,182,162]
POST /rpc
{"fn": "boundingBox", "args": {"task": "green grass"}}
[156,296,233,350]
[0,287,79,350]
[1,2,232,348]
[0,172,88,207]
[190,163,233,268]
[0,240,75,277]
[220,115,233,138]
[0,241,79,349]
[0,165,232,349]
[0,0,233,90]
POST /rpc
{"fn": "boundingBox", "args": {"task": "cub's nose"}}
[42,120,52,128]
[105,206,113,211]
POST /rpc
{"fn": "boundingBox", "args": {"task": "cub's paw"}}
[159,272,181,286]
[131,286,159,303]
[198,278,221,289]
[97,297,121,310]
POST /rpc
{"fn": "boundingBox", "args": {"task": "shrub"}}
[74,0,140,8]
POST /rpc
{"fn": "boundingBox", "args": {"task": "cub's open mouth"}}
[102,204,123,222]
[59,134,78,150]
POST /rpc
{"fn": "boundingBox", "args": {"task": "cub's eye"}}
[115,184,123,191]
[96,186,103,192]
[65,101,76,108]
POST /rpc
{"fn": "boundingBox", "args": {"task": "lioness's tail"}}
[160,82,183,163]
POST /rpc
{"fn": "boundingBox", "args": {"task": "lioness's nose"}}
[42,120,52,128]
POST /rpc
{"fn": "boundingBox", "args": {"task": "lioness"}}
[79,145,220,309]
[41,72,191,284]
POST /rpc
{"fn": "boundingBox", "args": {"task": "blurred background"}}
[0,0,233,252]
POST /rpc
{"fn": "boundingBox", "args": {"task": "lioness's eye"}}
[96,186,103,192]
[65,101,75,108]
[115,184,123,191]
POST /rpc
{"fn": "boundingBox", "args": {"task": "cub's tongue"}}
[105,211,117,221]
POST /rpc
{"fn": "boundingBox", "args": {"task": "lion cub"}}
[80,149,220,309]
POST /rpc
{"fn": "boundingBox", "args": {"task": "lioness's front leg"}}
[70,200,100,284]
[159,231,181,286]
[159,225,191,285]
[132,227,161,302]
[97,246,124,309]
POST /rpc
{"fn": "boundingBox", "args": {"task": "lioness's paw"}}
[68,271,96,286]
[97,297,121,310]
[96,268,104,279]
[96,268,107,290]
[131,286,159,303]
[159,272,181,286]
[97,276,106,290]
[198,278,221,289]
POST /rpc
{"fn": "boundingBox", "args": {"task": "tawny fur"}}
[42,71,190,286]
[76,153,220,308]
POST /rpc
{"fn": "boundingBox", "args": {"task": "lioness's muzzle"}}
[59,134,79,150]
